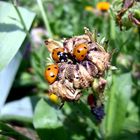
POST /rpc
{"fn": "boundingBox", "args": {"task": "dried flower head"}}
[44,27,112,121]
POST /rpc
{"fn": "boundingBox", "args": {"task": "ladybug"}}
[73,43,88,61]
[52,48,68,62]
[44,64,58,84]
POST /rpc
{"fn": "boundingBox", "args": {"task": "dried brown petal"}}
[123,0,134,9]
[87,51,110,75]
[116,0,135,30]
[49,80,81,101]
[78,64,93,88]
[128,12,140,27]
[44,38,63,52]
[82,60,98,77]
[92,77,107,93]
[63,35,90,55]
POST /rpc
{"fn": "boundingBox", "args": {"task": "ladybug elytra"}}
[73,43,88,61]
[44,64,58,84]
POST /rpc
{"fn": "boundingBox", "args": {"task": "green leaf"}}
[0,52,22,109]
[0,122,31,140]
[0,1,35,70]
[33,99,68,140]
[104,73,132,137]
[33,98,101,140]
[0,96,40,124]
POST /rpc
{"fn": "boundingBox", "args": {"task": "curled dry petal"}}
[128,12,140,27]
[78,64,93,88]
[63,35,90,55]
[44,38,63,52]
[82,61,98,77]
[49,80,81,101]
[87,51,110,76]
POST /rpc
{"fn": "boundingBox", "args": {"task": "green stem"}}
[105,77,115,139]
[110,18,116,40]
[11,0,34,47]
[37,0,53,38]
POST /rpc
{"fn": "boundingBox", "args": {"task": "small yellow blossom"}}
[48,93,59,104]
[85,6,94,12]
[96,2,110,12]
[133,28,138,33]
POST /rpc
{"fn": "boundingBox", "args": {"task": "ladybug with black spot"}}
[73,43,88,61]
[44,64,58,84]
[52,48,69,62]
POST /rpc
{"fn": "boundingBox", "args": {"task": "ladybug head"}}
[58,52,68,62]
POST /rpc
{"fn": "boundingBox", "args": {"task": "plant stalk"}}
[37,0,53,38]
[11,0,34,47]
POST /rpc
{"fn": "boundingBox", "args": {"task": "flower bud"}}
[48,93,59,104]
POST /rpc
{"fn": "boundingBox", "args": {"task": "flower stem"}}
[110,18,116,40]
[11,0,34,47]
[37,0,53,38]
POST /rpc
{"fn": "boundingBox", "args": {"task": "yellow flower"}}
[133,28,138,33]
[85,6,94,12]
[48,93,59,104]
[96,2,110,12]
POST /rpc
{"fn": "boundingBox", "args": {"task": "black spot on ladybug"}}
[47,68,51,70]
[52,52,54,55]
[51,75,55,77]
[84,47,87,49]
[81,55,84,57]
[77,50,80,53]
[54,67,57,69]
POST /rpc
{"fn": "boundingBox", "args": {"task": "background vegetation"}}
[0,0,140,139]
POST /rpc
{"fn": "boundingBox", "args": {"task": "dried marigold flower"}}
[44,27,112,113]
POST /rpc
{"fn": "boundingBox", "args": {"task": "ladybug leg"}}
[59,101,65,109]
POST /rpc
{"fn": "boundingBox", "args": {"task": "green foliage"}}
[104,73,132,137]
[0,122,31,140]
[0,1,35,70]
[33,99,67,140]
[0,0,140,140]
[33,99,101,140]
